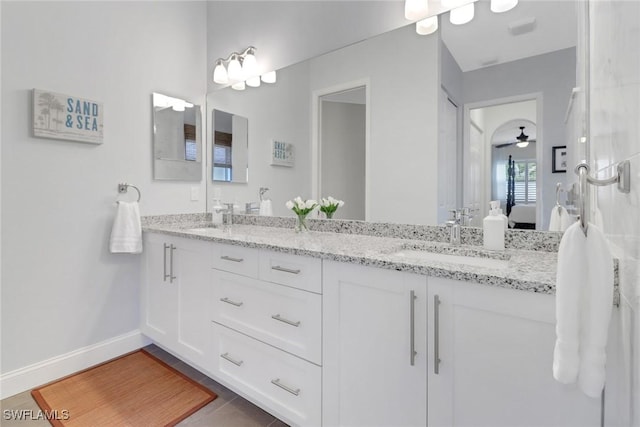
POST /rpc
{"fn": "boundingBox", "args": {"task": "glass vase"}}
[295,213,309,233]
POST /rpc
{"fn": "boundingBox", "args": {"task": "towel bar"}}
[117,183,141,202]
[574,160,630,236]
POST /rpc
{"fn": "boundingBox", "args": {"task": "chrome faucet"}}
[446,209,462,245]
[245,202,260,214]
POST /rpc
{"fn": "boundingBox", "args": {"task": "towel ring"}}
[117,183,141,202]
[574,160,630,236]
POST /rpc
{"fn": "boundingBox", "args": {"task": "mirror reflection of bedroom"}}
[470,98,538,229]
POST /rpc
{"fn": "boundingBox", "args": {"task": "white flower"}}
[285,200,294,210]
[296,200,306,210]
[338,200,345,207]
[305,199,317,209]
[294,196,303,204]
[327,196,336,204]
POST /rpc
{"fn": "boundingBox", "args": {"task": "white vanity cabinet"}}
[140,233,212,371]
[210,244,322,427]
[322,260,428,427]
[427,277,601,427]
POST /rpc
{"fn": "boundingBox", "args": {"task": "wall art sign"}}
[271,139,294,167]
[552,145,567,173]
[33,89,104,144]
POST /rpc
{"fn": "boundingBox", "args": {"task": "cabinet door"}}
[323,261,427,427]
[141,234,178,348]
[174,238,212,371]
[428,278,601,427]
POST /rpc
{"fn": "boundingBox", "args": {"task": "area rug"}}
[31,349,216,427]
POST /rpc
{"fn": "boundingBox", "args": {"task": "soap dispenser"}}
[211,199,223,224]
[483,201,505,250]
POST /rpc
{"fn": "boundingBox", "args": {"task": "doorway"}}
[314,84,368,221]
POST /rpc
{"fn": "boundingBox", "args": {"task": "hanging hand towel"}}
[549,206,574,232]
[110,201,143,254]
[553,222,613,398]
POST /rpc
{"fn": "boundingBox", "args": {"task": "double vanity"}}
[140,214,610,427]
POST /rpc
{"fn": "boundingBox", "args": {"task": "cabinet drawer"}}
[259,250,322,294]
[211,322,321,427]
[211,270,321,364]
[212,244,259,278]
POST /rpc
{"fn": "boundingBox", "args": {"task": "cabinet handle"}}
[271,265,301,275]
[271,378,300,396]
[271,314,301,327]
[163,244,169,282]
[434,294,441,374]
[220,352,243,366]
[410,290,417,366]
[220,255,243,263]
[169,244,177,283]
[220,297,243,307]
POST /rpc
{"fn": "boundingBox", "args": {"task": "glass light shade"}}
[450,2,474,25]
[491,0,518,13]
[405,0,429,21]
[416,16,438,35]
[516,141,529,148]
[246,76,261,88]
[261,71,277,84]
[172,101,185,112]
[242,52,258,78]
[213,62,228,84]
[227,55,243,81]
[441,0,465,8]
[231,81,246,91]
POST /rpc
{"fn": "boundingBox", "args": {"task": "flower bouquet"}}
[319,196,344,219]
[285,197,318,232]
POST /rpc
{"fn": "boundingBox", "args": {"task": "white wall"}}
[588,1,640,425]
[463,48,576,230]
[321,101,366,220]
[1,1,206,377]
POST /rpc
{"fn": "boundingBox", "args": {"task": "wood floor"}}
[0,344,288,427]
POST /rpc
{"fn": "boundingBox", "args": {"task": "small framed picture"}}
[271,139,294,167]
[552,146,567,173]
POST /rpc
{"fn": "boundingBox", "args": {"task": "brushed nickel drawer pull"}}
[271,314,301,327]
[271,265,301,275]
[220,297,243,307]
[410,290,417,366]
[271,378,300,396]
[221,255,244,263]
[220,352,243,366]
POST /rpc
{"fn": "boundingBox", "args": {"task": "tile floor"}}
[0,344,288,427]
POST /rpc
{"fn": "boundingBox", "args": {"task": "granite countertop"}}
[143,221,561,296]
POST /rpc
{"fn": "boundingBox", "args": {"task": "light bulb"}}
[231,81,246,91]
[450,2,474,25]
[416,16,438,35]
[242,49,258,78]
[491,0,518,13]
[404,0,429,21]
[213,60,228,84]
[516,141,529,148]
[246,76,261,88]
[261,71,277,84]
[227,54,243,81]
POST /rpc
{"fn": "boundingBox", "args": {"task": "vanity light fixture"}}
[450,2,475,25]
[405,0,429,21]
[261,71,277,84]
[213,46,277,89]
[416,15,439,35]
[491,0,518,13]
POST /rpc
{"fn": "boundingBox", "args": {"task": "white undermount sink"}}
[391,249,510,269]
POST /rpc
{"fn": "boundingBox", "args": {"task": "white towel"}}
[549,205,573,232]
[553,222,613,398]
[110,201,142,254]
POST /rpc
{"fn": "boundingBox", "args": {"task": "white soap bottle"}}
[211,199,223,224]
[483,202,505,250]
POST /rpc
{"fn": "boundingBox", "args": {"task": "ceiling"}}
[441,0,577,72]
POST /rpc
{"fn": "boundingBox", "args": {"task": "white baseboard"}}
[0,330,151,400]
